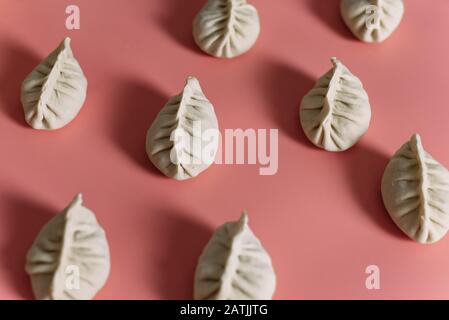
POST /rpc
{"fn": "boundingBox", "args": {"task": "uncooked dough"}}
[21,37,88,130]
[25,194,110,300]
[300,57,371,152]
[194,212,276,300]
[382,134,449,244]
[341,0,404,43]
[193,0,260,58]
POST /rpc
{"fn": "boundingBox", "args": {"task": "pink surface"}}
[1,0,449,300]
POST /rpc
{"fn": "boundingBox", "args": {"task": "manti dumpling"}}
[382,134,449,244]
[300,57,371,152]
[193,0,260,58]
[341,0,404,43]
[194,213,276,300]
[25,194,110,300]
[21,37,88,130]
[146,76,219,180]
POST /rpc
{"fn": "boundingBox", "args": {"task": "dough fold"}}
[193,0,260,58]
[146,76,219,180]
[194,213,276,300]
[21,37,88,130]
[382,134,449,244]
[25,194,110,300]
[341,0,404,43]
[300,57,371,151]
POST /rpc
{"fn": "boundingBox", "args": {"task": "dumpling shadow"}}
[0,42,40,126]
[156,0,205,54]
[305,0,355,40]
[111,80,168,176]
[152,209,212,300]
[262,61,316,147]
[340,143,406,238]
[0,193,55,299]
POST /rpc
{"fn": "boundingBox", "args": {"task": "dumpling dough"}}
[382,134,449,244]
[194,213,276,300]
[193,0,260,58]
[146,76,219,181]
[25,194,110,300]
[21,37,88,130]
[341,0,404,43]
[300,57,371,152]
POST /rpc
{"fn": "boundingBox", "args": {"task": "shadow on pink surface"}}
[263,61,316,148]
[340,143,407,239]
[157,0,205,54]
[0,193,55,299]
[112,80,168,177]
[153,209,212,299]
[0,41,40,127]
[305,0,355,40]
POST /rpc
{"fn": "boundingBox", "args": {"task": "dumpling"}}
[193,0,260,58]
[146,76,219,180]
[25,194,110,300]
[381,134,449,244]
[21,37,88,130]
[194,213,276,300]
[300,57,371,152]
[341,0,404,43]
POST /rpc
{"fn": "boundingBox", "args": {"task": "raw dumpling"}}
[382,134,449,244]
[193,0,260,58]
[146,76,219,181]
[25,194,110,300]
[300,57,371,152]
[341,0,404,43]
[194,213,276,300]
[21,37,88,130]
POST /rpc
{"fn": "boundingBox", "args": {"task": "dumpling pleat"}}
[193,0,260,58]
[382,134,449,244]
[25,194,110,300]
[194,213,276,300]
[21,37,87,130]
[300,57,371,152]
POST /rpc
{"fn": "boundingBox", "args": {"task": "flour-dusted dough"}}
[146,76,219,181]
[341,0,404,43]
[382,134,449,244]
[21,37,88,130]
[194,213,276,300]
[25,194,110,300]
[300,57,371,152]
[193,0,260,58]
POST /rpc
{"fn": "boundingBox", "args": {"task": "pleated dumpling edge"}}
[300,57,371,152]
[146,76,219,181]
[25,194,110,300]
[194,212,276,300]
[382,134,449,244]
[341,0,404,43]
[21,37,88,130]
[193,0,260,59]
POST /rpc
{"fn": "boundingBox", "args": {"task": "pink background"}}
[0,0,449,300]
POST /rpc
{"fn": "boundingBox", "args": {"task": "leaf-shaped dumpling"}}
[21,37,88,130]
[146,76,219,181]
[193,0,260,58]
[25,194,110,300]
[381,134,449,244]
[300,57,371,152]
[194,213,276,300]
[341,0,404,43]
